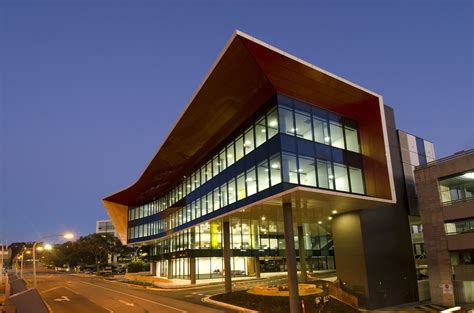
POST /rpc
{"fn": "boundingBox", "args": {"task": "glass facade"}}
[127,93,366,278]
[150,216,334,279]
[438,171,474,205]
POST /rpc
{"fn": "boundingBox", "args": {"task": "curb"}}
[201,295,259,313]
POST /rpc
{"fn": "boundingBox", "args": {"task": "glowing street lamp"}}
[33,232,74,287]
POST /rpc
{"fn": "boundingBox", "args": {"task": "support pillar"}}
[297,226,307,283]
[167,258,172,279]
[283,203,301,313]
[254,257,260,278]
[223,221,232,293]
[150,261,157,276]
[190,257,196,285]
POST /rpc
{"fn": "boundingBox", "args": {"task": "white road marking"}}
[191,292,198,295]
[80,281,187,313]
[54,296,70,302]
[119,300,135,307]
[184,295,193,298]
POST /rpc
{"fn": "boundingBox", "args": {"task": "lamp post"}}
[33,232,74,288]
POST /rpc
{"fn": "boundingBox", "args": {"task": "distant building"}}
[415,149,474,306]
[96,220,117,237]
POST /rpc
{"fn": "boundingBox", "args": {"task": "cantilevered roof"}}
[103,30,394,244]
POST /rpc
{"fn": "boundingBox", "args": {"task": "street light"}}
[33,232,74,288]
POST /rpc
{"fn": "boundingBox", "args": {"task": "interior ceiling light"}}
[332,210,338,214]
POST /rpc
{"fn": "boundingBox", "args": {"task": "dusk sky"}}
[1,1,472,243]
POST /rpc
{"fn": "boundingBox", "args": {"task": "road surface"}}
[34,271,235,313]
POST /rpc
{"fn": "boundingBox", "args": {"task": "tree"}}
[43,233,134,273]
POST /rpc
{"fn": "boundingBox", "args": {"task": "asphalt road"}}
[33,271,235,313]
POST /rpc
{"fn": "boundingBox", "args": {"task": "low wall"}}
[327,281,359,309]
[124,273,171,284]
[454,280,474,304]
[417,280,430,301]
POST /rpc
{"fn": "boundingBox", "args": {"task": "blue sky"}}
[1,1,472,242]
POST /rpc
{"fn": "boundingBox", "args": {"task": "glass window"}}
[279,106,295,136]
[317,160,334,189]
[219,149,227,172]
[206,161,212,182]
[221,183,228,207]
[439,171,474,204]
[237,173,246,200]
[330,121,345,149]
[313,117,330,145]
[228,178,236,204]
[295,110,312,140]
[334,163,350,192]
[213,155,219,177]
[257,160,270,192]
[255,117,266,147]
[209,192,215,213]
[235,135,244,162]
[193,171,200,191]
[186,177,192,194]
[246,167,257,196]
[244,127,255,155]
[298,156,317,187]
[282,152,298,184]
[267,108,278,139]
[227,142,235,167]
[345,126,360,153]
[270,154,282,186]
[213,188,220,211]
[349,167,365,194]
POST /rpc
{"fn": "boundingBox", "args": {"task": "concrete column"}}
[283,203,301,313]
[167,258,172,279]
[150,261,157,276]
[223,221,232,293]
[254,257,260,278]
[297,226,307,283]
[190,257,196,285]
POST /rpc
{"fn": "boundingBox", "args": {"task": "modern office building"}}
[415,150,474,306]
[103,31,425,310]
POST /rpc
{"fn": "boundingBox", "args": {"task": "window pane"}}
[298,156,317,187]
[244,127,255,155]
[334,163,350,192]
[295,111,312,140]
[255,117,266,147]
[282,152,298,184]
[213,155,219,177]
[270,154,281,186]
[235,135,244,161]
[213,188,220,210]
[221,183,228,207]
[227,142,235,167]
[228,178,236,204]
[267,108,278,139]
[237,173,246,200]
[279,106,295,136]
[330,122,345,149]
[207,192,214,213]
[257,160,270,191]
[345,126,360,153]
[349,167,365,194]
[313,117,330,145]
[206,161,212,182]
[317,160,334,189]
[219,149,227,172]
[199,166,205,186]
[246,167,257,196]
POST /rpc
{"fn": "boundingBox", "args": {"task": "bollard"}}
[301,299,306,313]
